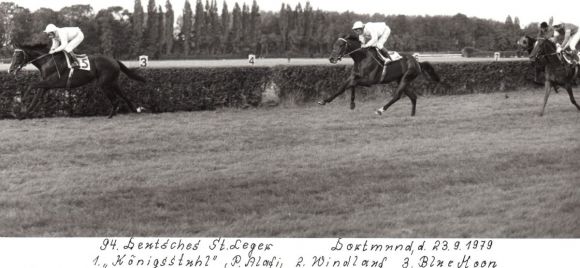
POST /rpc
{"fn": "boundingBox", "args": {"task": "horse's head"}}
[8,43,50,75]
[517,35,536,55]
[8,44,27,75]
[329,34,362,64]
[529,38,557,64]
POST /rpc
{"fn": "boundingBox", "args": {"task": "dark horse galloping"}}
[8,43,146,118]
[517,35,546,85]
[318,34,440,116]
[528,38,580,116]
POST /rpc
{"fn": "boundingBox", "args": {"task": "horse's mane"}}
[342,33,361,44]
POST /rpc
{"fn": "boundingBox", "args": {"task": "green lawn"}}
[0,89,578,237]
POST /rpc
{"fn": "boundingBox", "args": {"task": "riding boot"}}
[68,51,79,68]
[380,47,392,61]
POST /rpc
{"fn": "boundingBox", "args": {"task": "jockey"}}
[352,21,392,59]
[44,24,85,68]
[538,22,550,39]
[552,21,579,55]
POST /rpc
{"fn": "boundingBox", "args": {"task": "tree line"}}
[0,0,545,60]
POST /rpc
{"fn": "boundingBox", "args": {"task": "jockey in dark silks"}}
[538,22,550,39]
[44,24,85,68]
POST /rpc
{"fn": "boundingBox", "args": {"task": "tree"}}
[220,0,230,53]
[164,0,174,55]
[193,0,204,53]
[230,2,241,54]
[278,4,288,52]
[96,9,115,56]
[131,0,144,57]
[10,6,33,45]
[143,0,159,57]
[513,16,521,31]
[182,0,193,55]
[249,0,260,52]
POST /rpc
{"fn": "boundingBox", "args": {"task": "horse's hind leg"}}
[350,86,356,109]
[404,89,418,116]
[376,81,408,115]
[564,85,580,111]
[112,82,136,112]
[101,86,119,118]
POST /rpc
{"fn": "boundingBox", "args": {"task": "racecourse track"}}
[0,88,578,237]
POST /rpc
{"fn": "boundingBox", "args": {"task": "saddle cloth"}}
[375,48,403,64]
[65,54,91,71]
[561,51,580,65]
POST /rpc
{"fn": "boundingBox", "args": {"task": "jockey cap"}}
[352,21,364,30]
[44,24,58,33]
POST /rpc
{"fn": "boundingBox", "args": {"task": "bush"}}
[0,61,537,119]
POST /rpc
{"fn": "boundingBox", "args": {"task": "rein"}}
[13,49,60,78]
[14,49,51,65]
[337,38,386,66]
[337,38,363,59]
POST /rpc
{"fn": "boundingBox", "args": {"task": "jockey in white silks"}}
[552,21,579,55]
[352,21,392,58]
[352,21,392,80]
[44,24,85,67]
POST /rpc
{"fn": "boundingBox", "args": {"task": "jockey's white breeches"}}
[64,32,84,53]
[375,27,391,49]
[568,31,580,50]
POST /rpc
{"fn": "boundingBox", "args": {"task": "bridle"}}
[11,49,51,72]
[335,38,362,61]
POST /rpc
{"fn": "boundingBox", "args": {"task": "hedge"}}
[0,61,537,119]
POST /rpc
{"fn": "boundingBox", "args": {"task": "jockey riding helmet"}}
[44,24,58,34]
[352,21,364,30]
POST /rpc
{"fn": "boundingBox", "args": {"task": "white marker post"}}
[139,55,149,68]
[494,52,500,61]
[248,54,255,65]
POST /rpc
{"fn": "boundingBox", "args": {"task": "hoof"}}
[350,102,355,110]
[317,100,327,105]
[375,110,383,116]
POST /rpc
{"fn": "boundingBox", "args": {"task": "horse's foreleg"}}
[376,81,408,115]
[540,80,551,116]
[24,88,47,117]
[112,82,136,113]
[319,79,353,105]
[564,85,580,111]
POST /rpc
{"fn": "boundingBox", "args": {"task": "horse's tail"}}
[419,61,441,82]
[117,60,146,83]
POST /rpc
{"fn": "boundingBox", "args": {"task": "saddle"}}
[560,50,580,65]
[64,52,89,70]
[375,48,403,81]
[375,48,403,64]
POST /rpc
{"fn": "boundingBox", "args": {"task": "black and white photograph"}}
[0,0,578,241]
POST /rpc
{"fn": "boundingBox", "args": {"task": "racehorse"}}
[528,38,580,116]
[517,35,548,86]
[8,43,145,119]
[318,33,441,116]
